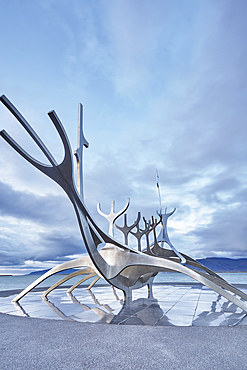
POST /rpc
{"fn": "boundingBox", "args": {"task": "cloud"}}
[0,181,69,223]
[1,1,247,273]
[0,180,85,266]
[191,204,247,258]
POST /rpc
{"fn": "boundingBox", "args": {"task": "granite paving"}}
[1,312,247,370]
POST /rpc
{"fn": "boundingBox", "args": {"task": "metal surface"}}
[1,94,247,316]
[74,103,89,200]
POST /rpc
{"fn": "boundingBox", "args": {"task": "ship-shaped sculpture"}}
[1,94,247,315]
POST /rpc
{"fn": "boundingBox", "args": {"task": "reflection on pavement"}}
[1,284,247,326]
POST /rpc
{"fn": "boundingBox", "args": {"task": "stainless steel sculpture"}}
[1,94,247,315]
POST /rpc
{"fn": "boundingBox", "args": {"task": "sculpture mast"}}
[74,104,89,200]
[156,169,162,215]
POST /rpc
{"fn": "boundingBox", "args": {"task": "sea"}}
[0,272,247,292]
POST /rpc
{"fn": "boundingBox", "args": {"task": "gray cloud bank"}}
[0,181,85,266]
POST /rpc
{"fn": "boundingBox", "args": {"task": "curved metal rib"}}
[87,276,101,290]
[115,211,141,245]
[156,208,186,264]
[67,272,97,293]
[41,267,93,298]
[129,212,145,251]
[97,198,130,237]
[0,95,57,166]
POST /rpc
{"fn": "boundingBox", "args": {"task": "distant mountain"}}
[196,258,247,272]
[28,268,79,275]
[28,269,50,275]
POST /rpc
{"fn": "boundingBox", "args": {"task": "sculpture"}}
[1,94,247,315]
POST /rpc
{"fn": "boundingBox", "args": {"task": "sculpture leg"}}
[123,287,133,301]
[12,255,93,302]
[42,268,94,299]
[87,276,101,290]
[67,272,97,293]
[147,276,155,299]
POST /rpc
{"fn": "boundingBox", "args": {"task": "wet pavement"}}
[1,283,247,326]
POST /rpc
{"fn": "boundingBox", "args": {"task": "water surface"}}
[1,272,247,292]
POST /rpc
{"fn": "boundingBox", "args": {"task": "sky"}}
[1,0,247,274]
